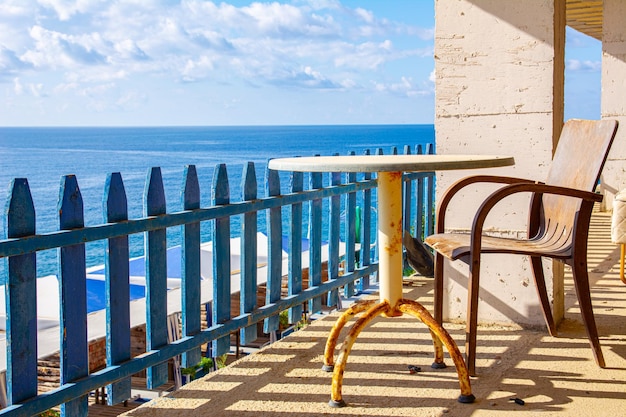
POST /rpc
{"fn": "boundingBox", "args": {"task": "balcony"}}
[117,209,626,417]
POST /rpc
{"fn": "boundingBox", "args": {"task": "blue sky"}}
[0,0,601,126]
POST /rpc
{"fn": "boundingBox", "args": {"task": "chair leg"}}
[571,260,606,368]
[530,256,556,336]
[433,252,445,325]
[465,262,481,377]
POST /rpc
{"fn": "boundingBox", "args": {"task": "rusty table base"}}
[322,298,475,407]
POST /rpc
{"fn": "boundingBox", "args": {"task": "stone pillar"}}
[601,0,626,208]
[434,0,565,326]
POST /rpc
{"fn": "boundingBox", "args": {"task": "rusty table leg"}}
[322,299,377,371]
[326,299,475,408]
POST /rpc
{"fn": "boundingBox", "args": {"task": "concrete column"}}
[601,0,626,208]
[434,0,565,327]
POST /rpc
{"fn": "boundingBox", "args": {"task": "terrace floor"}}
[115,211,626,417]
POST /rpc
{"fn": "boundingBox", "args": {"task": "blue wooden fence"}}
[0,144,434,416]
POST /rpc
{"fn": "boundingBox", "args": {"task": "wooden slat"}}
[308,167,323,314]
[212,164,231,357]
[403,145,413,234]
[288,170,303,324]
[425,144,435,236]
[327,163,341,308]
[344,151,357,298]
[415,144,425,240]
[360,149,373,291]
[144,167,169,388]
[264,168,282,334]
[5,179,38,405]
[240,162,258,345]
[58,175,89,416]
[104,172,132,405]
[181,165,202,368]
[566,0,603,40]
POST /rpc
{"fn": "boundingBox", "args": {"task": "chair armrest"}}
[469,182,602,254]
[435,175,537,233]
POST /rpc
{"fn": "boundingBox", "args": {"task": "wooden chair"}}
[424,119,618,376]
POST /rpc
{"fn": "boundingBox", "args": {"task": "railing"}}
[0,144,434,417]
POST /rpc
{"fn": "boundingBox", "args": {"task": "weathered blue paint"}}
[287,171,303,324]
[344,151,357,298]
[181,165,202,368]
[403,145,414,234]
[4,179,38,406]
[212,164,231,357]
[359,149,373,292]
[426,143,435,236]
[415,144,426,239]
[0,181,377,259]
[307,169,323,315]
[0,145,435,416]
[240,162,258,345]
[58,175,89,417]
[104,172,132,405]
[327,166,341,308]
[264,167,282,334]
[144,167,169,389]
[0,263,379,417]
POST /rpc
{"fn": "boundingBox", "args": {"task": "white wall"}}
[601,0,626,208]
[434,0,564,326]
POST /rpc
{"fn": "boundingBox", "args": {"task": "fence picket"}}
[287,171,303,324]
[415,145,425,239]
[359,149,372,291]
[327,163,341,308]
[264,167,282,334]
[104,172,132,404]
[344,151,357,298]
[181,165,202,368]
[144,167,169,389]
[426,143,435,236]
[4,179,38,405]
[58,175,89,417]
[403,145,413,234]
[240,162,258,345]
[308,167,323,314]
[212,164,231,357]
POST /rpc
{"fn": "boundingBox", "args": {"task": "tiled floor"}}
[103,210,626,417]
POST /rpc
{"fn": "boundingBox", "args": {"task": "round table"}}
[269,154,515,407]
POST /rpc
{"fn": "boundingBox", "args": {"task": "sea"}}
[0,125,434,280]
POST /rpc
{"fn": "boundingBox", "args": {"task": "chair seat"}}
[425,232,571,261]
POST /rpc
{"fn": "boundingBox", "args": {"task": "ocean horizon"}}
[0,124,435,278]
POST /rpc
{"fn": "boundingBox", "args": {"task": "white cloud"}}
[2,1,434,124]
[37,0,108,21]
[334,40,394,70]
[116,90,146,109]
[113,40,149,61]
[181,56,215,82]
[372,76,432,98]
[21,25,107,69]
[355,7,374,24]
[13,77,23,94]
[29,82,45,97]
[566,59,601,72]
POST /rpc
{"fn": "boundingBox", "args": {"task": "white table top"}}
[268,154,514,173]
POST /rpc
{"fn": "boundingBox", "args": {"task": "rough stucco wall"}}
[601,0,626,207]
[434,0,563,326]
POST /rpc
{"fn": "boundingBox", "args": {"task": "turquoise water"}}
[0,125,434,278]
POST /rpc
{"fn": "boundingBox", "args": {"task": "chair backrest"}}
[542,119,618,239]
